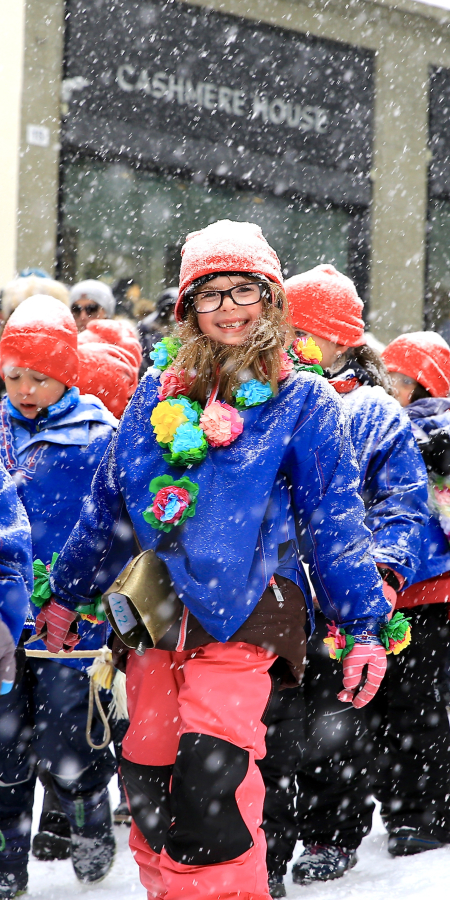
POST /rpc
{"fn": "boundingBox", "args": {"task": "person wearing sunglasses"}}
[69,280,116,332]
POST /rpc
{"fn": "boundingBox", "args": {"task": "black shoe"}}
[388,828,446,856]
[32,811,71,861]
[71,829,115,884]
[113,801,132,827]
[292,844,358,883]
[0,870,28,899]
[268,873,286,898]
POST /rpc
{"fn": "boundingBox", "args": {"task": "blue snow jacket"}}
[340,385,429,584]
[406,397,450,584]
[51,371,391,641]
[0,388,118,670]
[0,458,33,644]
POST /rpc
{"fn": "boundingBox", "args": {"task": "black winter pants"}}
[260,605,450,875]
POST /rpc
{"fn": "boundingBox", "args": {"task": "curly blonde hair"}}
[173,280,293,406]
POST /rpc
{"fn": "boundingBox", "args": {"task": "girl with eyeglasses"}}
[38,220,391,900]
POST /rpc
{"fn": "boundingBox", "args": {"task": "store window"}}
[60,157,351,300]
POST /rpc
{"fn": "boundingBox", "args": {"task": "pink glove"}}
[35,599,80,653]
[337,643,387,709]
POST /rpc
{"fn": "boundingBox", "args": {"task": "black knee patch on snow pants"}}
[165,733,253,866]
[122,734,253,865]
[120,757,173,854]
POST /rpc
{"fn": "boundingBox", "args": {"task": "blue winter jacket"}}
[406,397,450,583]
[0,458,33,644]
[51,371,390,641]
[341,386,429,584]
[0,388,119,670]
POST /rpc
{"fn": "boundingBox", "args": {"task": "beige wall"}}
[13,0,450,341]
[0,0,26,286]
[16,0,65,277]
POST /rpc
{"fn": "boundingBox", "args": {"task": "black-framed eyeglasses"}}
[191,281,270,314]
[71,302,100,317]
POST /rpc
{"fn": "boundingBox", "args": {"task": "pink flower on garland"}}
[152,486,191,524]
[278,350,294,381]
[158,366,188,401]
[199,401,244,447]
[323,624,348,659]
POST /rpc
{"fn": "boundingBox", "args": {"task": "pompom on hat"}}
[77,342,137,418]
[285,264,365,347]
[382,331,450,398]
[176,219,283,321]
[0,295,78,387]
[78,319,142,369]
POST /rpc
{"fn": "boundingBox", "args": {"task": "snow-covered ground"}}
[26,779,450,899]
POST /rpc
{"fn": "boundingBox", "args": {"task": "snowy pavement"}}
[26,780,449,899]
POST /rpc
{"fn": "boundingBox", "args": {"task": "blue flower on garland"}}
[234,379,273,409]
[171,422,205,454]
[167,396,199,425]
[150,343,169,370]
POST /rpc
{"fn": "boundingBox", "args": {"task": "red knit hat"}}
[0,295,78,386]
[78,319,142,369]
[77,342,137,418]
[285,265,365,347]
[382,332,450,398]
[176,219,283,321]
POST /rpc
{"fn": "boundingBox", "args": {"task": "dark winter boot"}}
[113,776,131,827]
[32,778,71,861]
[292,844,357,883]
[54,785,115,884]
[268,873,286,898]
[388,827,446,856]
[0,822,29,899]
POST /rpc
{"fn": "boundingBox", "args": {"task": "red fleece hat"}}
[285,265,365,347]
[78,319,142,369]
[382,332,450,398]
[77,342,137,418]
[176,219,283,321]
[0,295,78,386]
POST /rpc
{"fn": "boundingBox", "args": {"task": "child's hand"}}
[35,598,80,653]
[337,644,387,709]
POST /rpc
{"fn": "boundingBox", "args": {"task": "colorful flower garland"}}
[324,611,412,661]
[144,335,323,532]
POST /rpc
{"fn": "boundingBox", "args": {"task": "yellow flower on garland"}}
[151,401,188,445]
[300,336,323,364]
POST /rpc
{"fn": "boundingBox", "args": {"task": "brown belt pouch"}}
[102,550,182,651]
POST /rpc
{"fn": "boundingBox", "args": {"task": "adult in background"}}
[69,279,116,332]
[137,287,178,374]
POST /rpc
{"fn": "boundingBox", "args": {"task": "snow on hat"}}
[69,280,116,318]
[2,275,70,320]
[382,331,450,398]
[285,264,365,347]
[78,319,142,369]
[176,219,283,321]
[77,342,137,418]
[0,295,79,387]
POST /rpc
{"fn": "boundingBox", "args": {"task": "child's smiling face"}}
[193,275,263,346]
[4,367,66,419]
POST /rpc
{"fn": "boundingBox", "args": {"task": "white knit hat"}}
[69,280,116,318]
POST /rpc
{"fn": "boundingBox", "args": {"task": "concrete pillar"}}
[369,34,430,342]
[0,0,26,285]
[16,0,65,276]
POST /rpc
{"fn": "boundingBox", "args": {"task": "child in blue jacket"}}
[0,296,125,899]
[41,221,392,900]
[0,458,33,694]
[261,267,429,894]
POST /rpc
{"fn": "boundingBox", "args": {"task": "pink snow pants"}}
[122,642,276,900]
